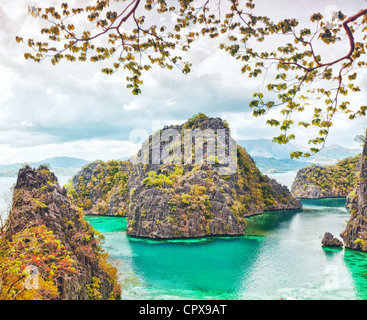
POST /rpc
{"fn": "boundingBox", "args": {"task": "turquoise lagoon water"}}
[86,198,367,300]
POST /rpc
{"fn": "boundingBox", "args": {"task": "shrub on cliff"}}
[0,224,77,300]
[0,166,121,300]
[291,155,361,199]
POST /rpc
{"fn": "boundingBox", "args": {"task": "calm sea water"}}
[86,198,367,300]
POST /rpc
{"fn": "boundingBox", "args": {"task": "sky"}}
[0,0,366,164]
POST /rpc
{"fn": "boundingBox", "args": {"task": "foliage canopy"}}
[17,0,367,157]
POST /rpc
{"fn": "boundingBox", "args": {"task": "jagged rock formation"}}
[69,160,130,216]
[2,165,121,299]
[341,134,367,251]
[321,232,343,247]
[70,114,301,239]
[291,155,361,199]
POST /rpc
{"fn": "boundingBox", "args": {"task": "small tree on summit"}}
[354,128,367,146]
[17,1,367,157]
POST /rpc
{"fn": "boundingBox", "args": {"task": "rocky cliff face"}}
[3,165,121,299]
[291,155,361,199]
[70,160,130,216]
[341,134,367,251]
[70,114,301,239]
[321,232,343,247]
[127,162,301,239]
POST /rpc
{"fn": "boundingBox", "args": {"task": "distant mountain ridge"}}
[240,139,360,161]
[30,156,89,168]
[239,139,304,159]
[240,139,361,173]
[0,140,360,177]
[0,157,89,177]
[252,156,314,173]
[310,144,362,164]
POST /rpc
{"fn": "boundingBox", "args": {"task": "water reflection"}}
[244,209,302,236]
[322,246,343,259]
[122,209,301,298]
[301,198,347,208]
[86,215,127,233]
[127,236,262,296]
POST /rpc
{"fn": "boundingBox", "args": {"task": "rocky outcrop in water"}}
[3,165,121,299]
[291,155,361,199]
[321,232,343,247]
[70,114,301,239]
[341,133,367,252]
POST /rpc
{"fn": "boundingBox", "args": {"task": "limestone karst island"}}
[1,114,367,301]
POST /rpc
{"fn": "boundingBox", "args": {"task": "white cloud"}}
[0,0,365,164]
[122,102,142,111]
[0,66,18,102]
[0,138,140,164]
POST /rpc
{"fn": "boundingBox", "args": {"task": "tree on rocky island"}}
[354,130,367,146]
[17,0,367,157]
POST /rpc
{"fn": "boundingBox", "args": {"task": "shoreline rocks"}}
[321,232,343,247]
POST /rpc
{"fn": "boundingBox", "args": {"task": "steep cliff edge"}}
[341,135,367,251]
[291,155,360,199]
[0,166,121,300]
[70,114,301,239]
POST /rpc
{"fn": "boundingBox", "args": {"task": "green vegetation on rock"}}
[291,154,361,199]
[69,114,301,239]
[0,165,121,300]
[67,160,131,216]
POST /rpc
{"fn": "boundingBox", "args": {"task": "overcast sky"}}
[0,0,366,164]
